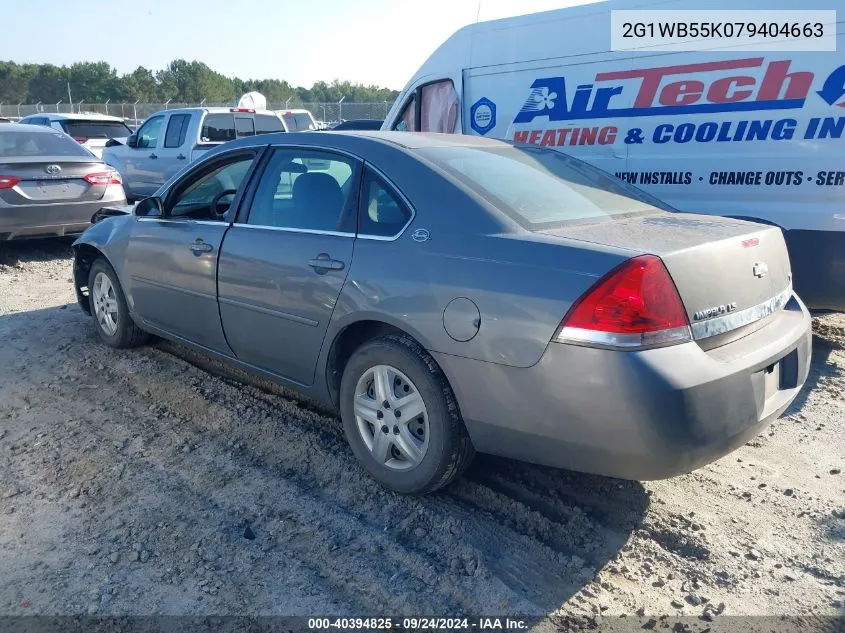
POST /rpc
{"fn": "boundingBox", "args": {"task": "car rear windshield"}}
[201,113,285,143]
[282,113,316,131]
[62,120,133,139]
[418,145,672,229]
[0,129,93,157]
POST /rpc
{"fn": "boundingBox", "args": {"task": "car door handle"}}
[189,240,213,254]
[176,154,186,160]
[149,153,158,159]
[308,255,345,271]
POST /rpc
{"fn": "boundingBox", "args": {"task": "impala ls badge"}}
[752,261,769,278]
[693,302,738,321]
[45,164,61,175]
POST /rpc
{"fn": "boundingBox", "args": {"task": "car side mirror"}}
[134,196,163,217]
[126,134,138,148]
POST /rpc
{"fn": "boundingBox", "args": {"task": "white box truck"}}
[382,0,845,311]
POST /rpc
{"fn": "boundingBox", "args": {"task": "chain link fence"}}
[0,101,393,128]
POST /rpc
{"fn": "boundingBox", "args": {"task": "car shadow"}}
[0,236,74,267]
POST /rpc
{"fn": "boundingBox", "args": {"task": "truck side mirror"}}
[126,134,138,148]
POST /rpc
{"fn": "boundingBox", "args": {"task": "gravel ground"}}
[0,239,842,625]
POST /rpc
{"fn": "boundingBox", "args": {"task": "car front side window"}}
[136,116,164,149]
[166,156,255,221]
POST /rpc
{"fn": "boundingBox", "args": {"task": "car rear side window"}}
[63,120,133,139]
[164,114,191,148]
[200,113,236,143]
[358,169,412,238]
[282,113,316,131]
[246,149,359,233]
[419,146,670,229]
[0,129,93,157]
[255,115,285,134]
[235,117,255,138]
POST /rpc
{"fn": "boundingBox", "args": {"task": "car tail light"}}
[84,171,122,186]
[0,175,21,189]
[73,137,89,143]
[230,108,255,113]
[556,254,691,349]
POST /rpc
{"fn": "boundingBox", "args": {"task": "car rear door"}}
[154,113,192,179]
[217,146,360,386]
[126,149,262,353]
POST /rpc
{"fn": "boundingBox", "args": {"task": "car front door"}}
[217,147,360,386]
[124,114,165,198]
[126,150,260,353]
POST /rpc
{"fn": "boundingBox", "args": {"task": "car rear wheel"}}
[88,258,148,348]
[339,334,474,494]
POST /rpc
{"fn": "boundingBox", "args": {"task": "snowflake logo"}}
[522,86,558,113]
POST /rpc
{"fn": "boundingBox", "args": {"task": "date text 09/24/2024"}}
[307,617,529,630]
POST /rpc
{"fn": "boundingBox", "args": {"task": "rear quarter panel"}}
[324,143,632,368]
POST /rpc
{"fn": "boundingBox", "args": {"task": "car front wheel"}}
[340,334,474,494]
[88,258,148,348]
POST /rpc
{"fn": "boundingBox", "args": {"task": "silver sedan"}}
[0,123,126,240]
[71,132,811,494]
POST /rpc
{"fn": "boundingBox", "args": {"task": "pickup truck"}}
[102,106,286,201]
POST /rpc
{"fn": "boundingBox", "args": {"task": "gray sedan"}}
[71,132,812,494]
[0,123,126,240]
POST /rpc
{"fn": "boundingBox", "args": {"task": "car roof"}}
[21,112,126,121]
[326,131,513,150]
[0,123,64,134]
[211,131,515,156]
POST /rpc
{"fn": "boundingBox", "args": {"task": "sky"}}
[0,0,603,89]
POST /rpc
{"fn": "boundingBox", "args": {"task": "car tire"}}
[339,333,475,494]
[87,257,148,349]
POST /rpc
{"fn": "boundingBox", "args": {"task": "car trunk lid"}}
[541,213,793,339]
[0,157,113,204]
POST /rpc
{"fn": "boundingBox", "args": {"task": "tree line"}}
[0,59,401,104]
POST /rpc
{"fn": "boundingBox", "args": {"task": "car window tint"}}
[359,170,411,237]
[164,114,191,148]
[420,80,459,133]
[419,146,669,229]
[168,157,255,220]
[136,115,164,149]
[255,115,285,134]
[247,149,358,232]
[392,96,415,131]
[0,129,92,157]
[200,113,236,143]
[282,113,315,131]
[64,121,133,139]
[235,117,255,138]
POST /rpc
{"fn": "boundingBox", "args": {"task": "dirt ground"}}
[0,239,842,624]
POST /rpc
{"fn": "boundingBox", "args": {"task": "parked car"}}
[72,132,811,494]
[102,107,286,201]
[0,117,10,124]
[0,124,126,240]
[331,119,384,131]
[18,113,133,159]
[385,0,845,312]
[275,109,318,131]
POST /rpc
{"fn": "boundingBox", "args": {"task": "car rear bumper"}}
[0,194,126,240]
[433,294,812,480]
